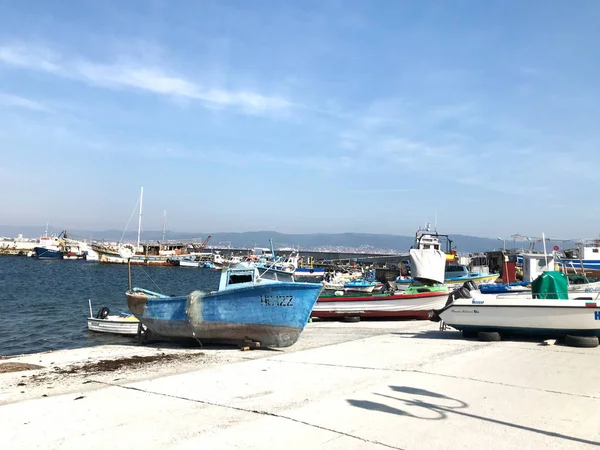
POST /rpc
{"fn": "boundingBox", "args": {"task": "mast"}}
[162,210,167,242]
[136,186,144,248]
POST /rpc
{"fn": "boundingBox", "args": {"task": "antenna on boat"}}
[269,238,275,260]
[542,232,548,268]
[136,186,144,248]
[434,210,437,232]
[162,210,167,242]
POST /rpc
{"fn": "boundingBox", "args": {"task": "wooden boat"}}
[312,285,450,320]
[431,271,600,338]
[314,248,450,320]
[92,187,211,266]
[86,301,143,336]
[394,264,499,289]
[125,263,323,348]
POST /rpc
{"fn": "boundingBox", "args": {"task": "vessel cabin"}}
[564,240,600,260]
[142,243,189,256]
[444,265,469,278]
[416,234,441,251]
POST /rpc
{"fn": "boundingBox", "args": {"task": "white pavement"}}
[2,323,600,449]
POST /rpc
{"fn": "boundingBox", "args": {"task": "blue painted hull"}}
[33,247,63,259]
[127,282,322,347]
[558,259,600,274]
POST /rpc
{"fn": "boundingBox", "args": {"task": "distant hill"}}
[0,225,525,253]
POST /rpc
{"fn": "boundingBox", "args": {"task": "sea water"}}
[0,256,221,356]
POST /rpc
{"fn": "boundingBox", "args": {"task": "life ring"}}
[96,307,110,319]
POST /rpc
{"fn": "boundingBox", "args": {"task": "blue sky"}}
[1,0,599,239]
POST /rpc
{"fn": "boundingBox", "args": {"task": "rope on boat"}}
[133,264,165,294]
[119,196,142,244]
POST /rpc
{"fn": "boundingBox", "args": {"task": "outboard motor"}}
[454,286,472,299]
[463,280,477,291]
[430,291,455,322]
[96,307,110,319]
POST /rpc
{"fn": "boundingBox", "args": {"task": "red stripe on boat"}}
[316,292,447,302]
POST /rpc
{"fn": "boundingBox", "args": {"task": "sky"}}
[0,0,599,239]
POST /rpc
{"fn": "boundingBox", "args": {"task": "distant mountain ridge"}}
[0,225,523,253]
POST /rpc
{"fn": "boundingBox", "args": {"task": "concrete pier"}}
[1,320,599,449]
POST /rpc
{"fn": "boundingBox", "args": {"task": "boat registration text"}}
[261,295,294,307]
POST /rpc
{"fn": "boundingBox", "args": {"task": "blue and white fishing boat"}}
[33,229,67,260]
[557,239,600,277]
[125,262,323,348]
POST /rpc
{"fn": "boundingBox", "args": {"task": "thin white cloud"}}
[0,43,293,115]
[0,45,61,73]
[0,93,48,112]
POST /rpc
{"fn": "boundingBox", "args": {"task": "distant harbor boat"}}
[558,239,600,277]
[92,186,211,265]
[92,241,203,266]
[295,267,325,278]
[393,226,499,289]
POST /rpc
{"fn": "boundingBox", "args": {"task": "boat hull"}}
[396,273,499,288]
[126,282,322,347]
[87,317,142,336]
[179,260,201,267]
[559,259,600,277]
[344,285,376,293]
[33,247,63,259]
[92,245,182,266]
[436,297,600,337]
[312,291,450,319]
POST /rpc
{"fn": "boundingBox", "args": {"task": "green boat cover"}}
[531,271,569,300]
[403,285,448,295]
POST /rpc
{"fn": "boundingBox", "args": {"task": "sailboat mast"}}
[136,186,144,248]
[162,210,166,242]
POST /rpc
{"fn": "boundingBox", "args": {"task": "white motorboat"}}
[431,271,600,339]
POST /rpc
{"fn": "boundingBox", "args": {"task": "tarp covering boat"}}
[409,249,445,284]
[532,271,569,299]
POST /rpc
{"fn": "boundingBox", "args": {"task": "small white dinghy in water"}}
[86,299,144,336]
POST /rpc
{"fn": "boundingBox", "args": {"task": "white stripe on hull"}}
[87,318,142,335]
[344,286,375,293]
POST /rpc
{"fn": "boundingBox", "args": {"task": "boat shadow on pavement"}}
[347,385,600,447]
[391,329,586,347]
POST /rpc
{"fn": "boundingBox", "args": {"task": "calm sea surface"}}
[0,256,222,357]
